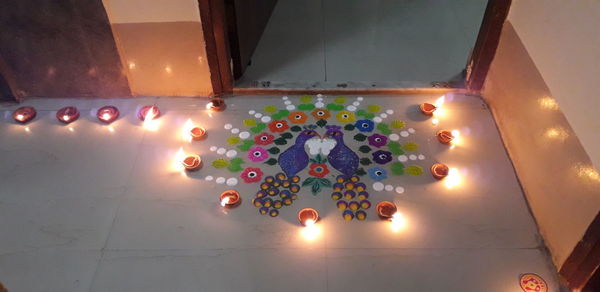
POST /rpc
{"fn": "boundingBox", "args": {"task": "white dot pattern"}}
[239,132,250,139]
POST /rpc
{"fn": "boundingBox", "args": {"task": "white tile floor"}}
[236,0,487,89]
[0,94,560,291]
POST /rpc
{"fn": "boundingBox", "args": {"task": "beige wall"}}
[508,0,600,170]
[483,21,600,269]
[101,0,213,96]
[103,0,202,23]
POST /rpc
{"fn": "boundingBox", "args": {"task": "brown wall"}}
[482,22,600,268]
[0,0,130,98]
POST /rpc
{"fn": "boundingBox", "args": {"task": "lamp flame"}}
[182,119,194,142]
[102,113,111,121]
[450,130,461,148]
[173,147,186,173]
[143,107,159,131]
[434,95,445,107]
[431,95,446,124]
[221,196,231,207]
[63,115,70,122]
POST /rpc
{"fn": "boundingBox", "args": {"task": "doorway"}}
[219,0,489,91]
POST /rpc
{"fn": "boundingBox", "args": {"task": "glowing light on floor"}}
[24,127,30,133]
[390,212,407,232]
[301,219,321,241]
[68,127,75,132]
[444,168,462,189]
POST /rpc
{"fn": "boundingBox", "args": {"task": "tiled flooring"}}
[236,0,487,88]
[0,94,560,291]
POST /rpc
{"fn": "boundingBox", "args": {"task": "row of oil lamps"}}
[10,98,227,125]
[420,100,458,181]
[11,99,227,175]
[219,189,402,227]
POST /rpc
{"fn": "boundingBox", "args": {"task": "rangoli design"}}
[207,95,426,220]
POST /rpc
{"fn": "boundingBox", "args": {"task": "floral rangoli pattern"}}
[207,95,426,220]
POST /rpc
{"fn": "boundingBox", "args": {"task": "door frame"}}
[199,0,510,96]
[0,53,23,102]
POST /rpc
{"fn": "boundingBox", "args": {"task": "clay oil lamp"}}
[419,103,437,115]
[138,105,160,121]
[206,97,226,112]
[56,106,80,124]
[182,154,202,171]
[12,106,36,124]
[182,119,206,142]
[298,208,320,240]
[377,201,406,232]
[220,190,241,208]
[298,208,320,226]
[430,163,449,180]
[190,126,206,141]
[376,201,397,220]
[436,130,455,144]
[96,106,119,124]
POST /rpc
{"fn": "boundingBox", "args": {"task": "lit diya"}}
[430,163,449,180]
[182,154,202,171]
[96,106,119,124]
[12,106,37,124]
[220,190,241,208]
[190,126,206,141]
[56,106,80,124]
[419,103,437,115]
[436,130,454,144]
[207,97,226,111]
[137,105,160,121]
[298,208,319,226]
[376,201,398,220]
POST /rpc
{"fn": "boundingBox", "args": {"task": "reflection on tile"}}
[91,249,326,292]
[0,198,120,254]
[0,249,100,292]
[326,248,560,292]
